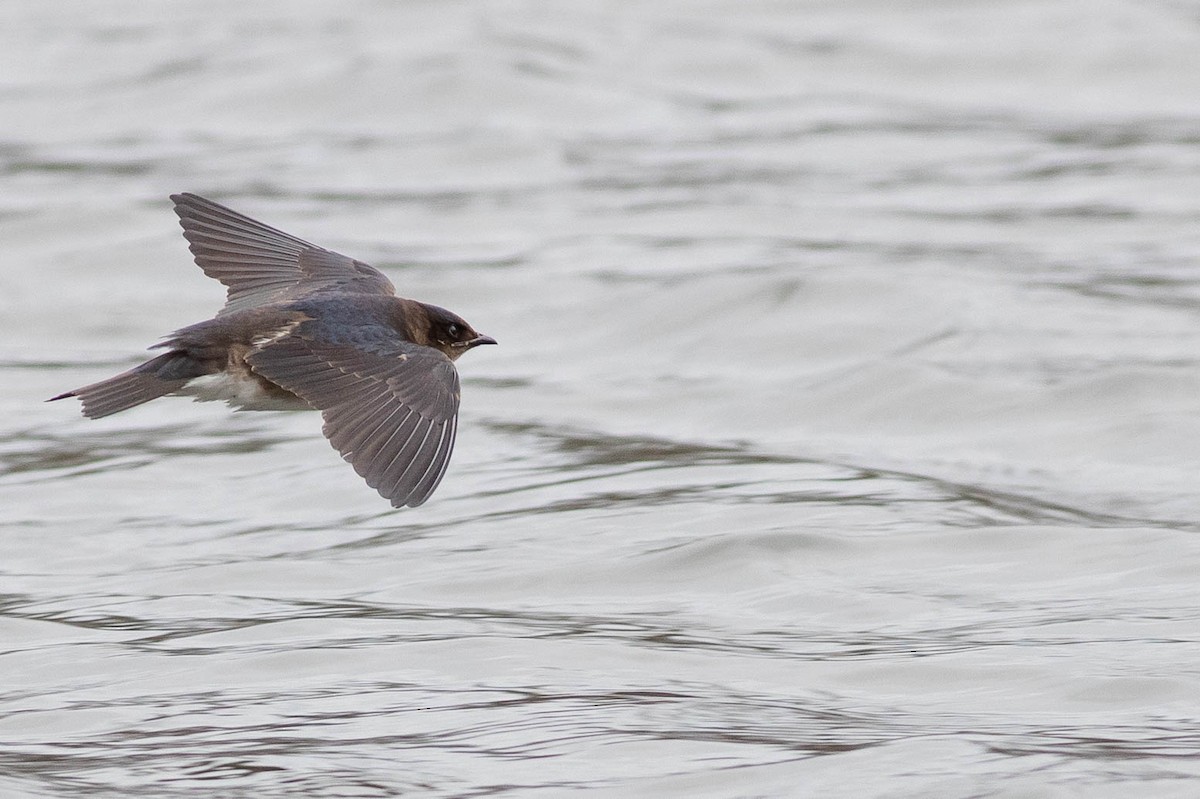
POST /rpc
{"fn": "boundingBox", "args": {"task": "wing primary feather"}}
[407,418,457,506]
[173,193,317,252]
[348,407,417,469]
[380,419,439,505]
[367,410,424,491]
[325,390,399,456]
[376,417,434,502]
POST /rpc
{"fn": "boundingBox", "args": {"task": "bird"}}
[49,193,496,508]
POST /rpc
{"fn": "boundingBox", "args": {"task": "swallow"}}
[50,193,496,508]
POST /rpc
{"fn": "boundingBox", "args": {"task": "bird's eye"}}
[446,324,460,339]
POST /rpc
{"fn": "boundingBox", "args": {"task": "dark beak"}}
[466,334,497,349]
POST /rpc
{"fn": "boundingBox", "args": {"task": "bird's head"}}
[419,303,497,361]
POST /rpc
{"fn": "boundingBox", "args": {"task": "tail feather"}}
[49,351,206,419]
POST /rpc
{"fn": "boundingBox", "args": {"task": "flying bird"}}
[50,193,496,508]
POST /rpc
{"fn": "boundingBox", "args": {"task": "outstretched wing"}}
[171,193,396,315]
[246,334,460,508]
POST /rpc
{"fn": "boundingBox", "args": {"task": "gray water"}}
[4,1,1200,796]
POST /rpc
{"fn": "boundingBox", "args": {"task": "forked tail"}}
[48,351,207,419]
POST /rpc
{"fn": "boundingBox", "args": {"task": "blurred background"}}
[3,1,1200,796]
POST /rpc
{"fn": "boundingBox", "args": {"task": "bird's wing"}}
[246,333,460,508]
[171,193,396,316]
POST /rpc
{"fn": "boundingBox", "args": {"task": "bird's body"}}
[50,193,496,508]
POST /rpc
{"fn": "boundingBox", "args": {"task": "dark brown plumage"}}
[49,193,496,508]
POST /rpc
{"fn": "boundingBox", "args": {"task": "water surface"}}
[3,1,1200,796]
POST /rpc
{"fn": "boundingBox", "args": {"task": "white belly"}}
[180,372,313,411]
